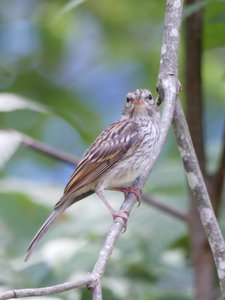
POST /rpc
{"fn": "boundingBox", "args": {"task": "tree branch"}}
[142,194,188,222]
[172,100,225,297]
[92,281,102,300]
[19,131,79,165]
[0,276,92,300]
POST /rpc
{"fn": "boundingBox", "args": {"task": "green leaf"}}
[0,93,48,112]
[0,130,21,169]
[9,71,100,143]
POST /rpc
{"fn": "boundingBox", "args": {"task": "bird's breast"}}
[100,122,160,189]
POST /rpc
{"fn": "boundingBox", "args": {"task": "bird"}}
[25,88,160,261]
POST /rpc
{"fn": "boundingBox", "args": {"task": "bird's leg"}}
[111,186,142,207]
[95,188,129,228]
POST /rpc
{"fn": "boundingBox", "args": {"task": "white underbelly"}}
[98,119,159,190]
[100,153,149,189]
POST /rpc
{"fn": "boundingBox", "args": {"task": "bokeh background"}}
[0,1,224,299]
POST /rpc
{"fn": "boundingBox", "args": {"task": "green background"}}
[0,0,224,299]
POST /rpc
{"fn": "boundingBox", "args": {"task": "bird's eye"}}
[146,93,152,100]
[126,96,131,103]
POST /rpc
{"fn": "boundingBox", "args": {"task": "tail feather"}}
[25,200,70,262]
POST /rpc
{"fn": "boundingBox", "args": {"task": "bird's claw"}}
[112,186,142,207]
[112,210,129,232]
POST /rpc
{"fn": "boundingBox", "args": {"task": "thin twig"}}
[18,130,78,166]
[142,194,188,222]
[0,128,78,165]
[89,209,129,289]
[0,276,92,300]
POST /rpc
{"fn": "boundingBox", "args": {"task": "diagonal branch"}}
[19,131,79,165]
[172,100,225,297]
[1,128,78,166]
[142,194,188,222]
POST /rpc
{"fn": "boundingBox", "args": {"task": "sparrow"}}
[25,88,160,261]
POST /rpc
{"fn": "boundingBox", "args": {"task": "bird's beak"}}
[133,98,145,106]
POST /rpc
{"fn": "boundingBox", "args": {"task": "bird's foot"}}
[95,188,129,232]
[113,186,142,207]
[112,210,129,232]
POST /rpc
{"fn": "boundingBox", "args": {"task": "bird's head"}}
[122,88,159,119]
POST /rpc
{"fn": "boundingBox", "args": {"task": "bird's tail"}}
[25,198,71,262]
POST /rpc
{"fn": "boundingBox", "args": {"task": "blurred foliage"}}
[0,0,224,299]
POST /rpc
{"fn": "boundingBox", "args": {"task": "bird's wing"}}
[55,120,141,208]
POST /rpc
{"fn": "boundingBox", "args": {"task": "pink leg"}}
[95,188,128,229]
[111,186,142,207]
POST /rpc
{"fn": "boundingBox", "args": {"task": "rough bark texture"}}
[173,101,225,298]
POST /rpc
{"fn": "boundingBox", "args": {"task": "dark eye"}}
[146,93,152,100]
[126,96,131,103]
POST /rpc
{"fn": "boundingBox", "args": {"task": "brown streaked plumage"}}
[25,88,160,261]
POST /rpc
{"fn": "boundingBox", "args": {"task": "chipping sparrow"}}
[25,88,160,261]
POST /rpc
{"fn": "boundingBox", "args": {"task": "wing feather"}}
[56,120,141,208]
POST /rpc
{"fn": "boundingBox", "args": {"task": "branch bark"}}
[92,280,102,300]
[172,100,225,297]
[0,276,92,300]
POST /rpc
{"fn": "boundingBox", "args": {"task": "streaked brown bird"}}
[25,88,160,261]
